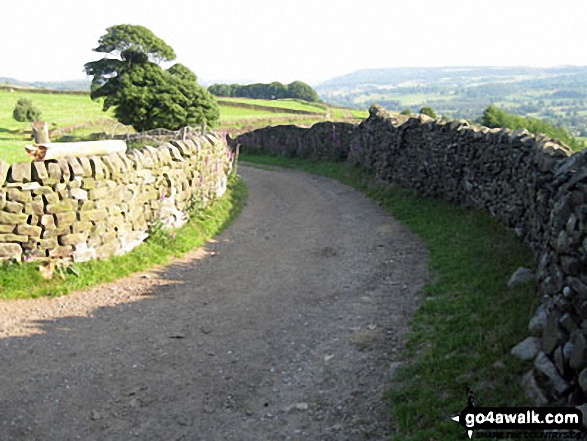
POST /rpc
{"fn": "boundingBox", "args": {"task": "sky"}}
[1,0,586,86]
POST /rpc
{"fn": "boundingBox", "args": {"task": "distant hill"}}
[0,77,90,92]
[316,66,587,90]
[316,66,587,137]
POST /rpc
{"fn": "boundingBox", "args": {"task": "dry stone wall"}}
[0,133,233,263]
[230,105,587,407]
[230,121,356,161]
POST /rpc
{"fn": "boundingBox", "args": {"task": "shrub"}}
[478,104,583,150]
[419,106,437,119]
[13,98,42,122]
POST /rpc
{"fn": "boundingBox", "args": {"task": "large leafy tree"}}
[478,105,502,128]
[85,25,218,132]
[286,81,319,102]
[478,104,582,150]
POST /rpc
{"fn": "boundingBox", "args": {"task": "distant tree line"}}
[478,105,583,150]
[382,103,583,150]
[208,81,320,102]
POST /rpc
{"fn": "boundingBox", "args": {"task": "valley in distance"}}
[316,65,587,142]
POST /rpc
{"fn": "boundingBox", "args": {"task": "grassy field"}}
[239,154,538,440]
[0,89,118,163]
[349,108,369,119]
[0,89,367,164]
[218,96,328,113]
[217,105,301,121]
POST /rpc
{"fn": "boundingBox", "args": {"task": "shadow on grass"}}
[0,128,20,134]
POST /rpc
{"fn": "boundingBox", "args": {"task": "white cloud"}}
[0,0,585,84]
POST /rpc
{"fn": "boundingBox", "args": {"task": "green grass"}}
[52,120,134,143]
[218,97,328,113]
[0,88,368,164]
[217,105,299,121]
[350,109,369,119]
[0,175,247,299]
[0,89,112,163]
[239,154,538,440]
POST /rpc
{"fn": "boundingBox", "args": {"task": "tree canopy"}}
[419,106,437,119]
[478,105,582,150]
[85,24,218,132]
[208,80,320,102]
[93,24,176,63]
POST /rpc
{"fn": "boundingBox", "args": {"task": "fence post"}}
[32,122,50,144]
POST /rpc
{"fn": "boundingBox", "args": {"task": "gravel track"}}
[0,165,428,440]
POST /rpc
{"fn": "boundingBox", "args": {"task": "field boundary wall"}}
[0,133,232,263]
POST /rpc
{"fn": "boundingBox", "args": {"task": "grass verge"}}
[0,176,248,300]
[240,154,538,440]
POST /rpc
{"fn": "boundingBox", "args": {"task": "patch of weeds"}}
[146,216,175,246]
[240,154,538,440]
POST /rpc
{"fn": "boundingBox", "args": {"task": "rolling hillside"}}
[0,87,367,164]
[316,66,587,137]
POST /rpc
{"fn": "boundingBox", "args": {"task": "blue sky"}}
[1,0,586,85]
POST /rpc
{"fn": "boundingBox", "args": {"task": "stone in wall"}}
[0,132,234,264]
[229,122,355,161]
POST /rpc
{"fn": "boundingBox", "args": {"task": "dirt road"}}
[0,165,428,440]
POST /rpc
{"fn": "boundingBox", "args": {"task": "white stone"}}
[507,267,535,289]
[511,337,541,361]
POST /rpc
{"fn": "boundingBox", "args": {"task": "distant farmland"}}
[316,66,587,139]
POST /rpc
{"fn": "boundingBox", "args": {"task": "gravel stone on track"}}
[0,165,428,440]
